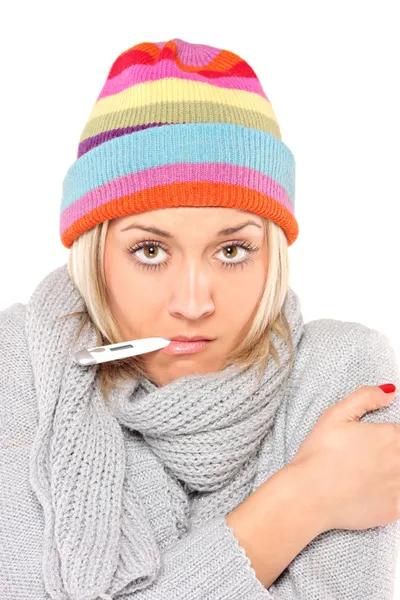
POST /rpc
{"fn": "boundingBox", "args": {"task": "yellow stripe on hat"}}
[86,77,277,124]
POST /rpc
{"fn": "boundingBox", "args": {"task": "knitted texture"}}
[1,268,400,599]
[60,38,298,249]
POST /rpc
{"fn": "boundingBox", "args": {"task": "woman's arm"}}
[260,321,400,600]
[225,462,325,589]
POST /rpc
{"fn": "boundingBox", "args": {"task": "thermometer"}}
[73,337,171,366]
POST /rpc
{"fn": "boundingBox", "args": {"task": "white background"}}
[0,0,399,592]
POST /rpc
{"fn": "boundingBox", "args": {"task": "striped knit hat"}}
[60,38,298,249]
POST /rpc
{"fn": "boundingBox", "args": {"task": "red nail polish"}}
[379,383,396,393]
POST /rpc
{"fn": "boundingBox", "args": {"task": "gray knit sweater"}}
[1,300,399,599]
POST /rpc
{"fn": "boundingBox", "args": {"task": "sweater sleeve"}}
[264,322,400,600]
[118,515,274,599]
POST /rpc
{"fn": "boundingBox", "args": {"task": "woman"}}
[1,38,399,600]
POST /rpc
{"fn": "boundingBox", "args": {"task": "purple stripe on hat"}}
[60,162,293,238]
[77,123,183,158]
[97,59,268,101]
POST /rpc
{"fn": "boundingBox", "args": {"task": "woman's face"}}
[104,207,268,386]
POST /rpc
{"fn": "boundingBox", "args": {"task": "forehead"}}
[113,207,264,229]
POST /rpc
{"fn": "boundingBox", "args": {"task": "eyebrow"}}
[119,219,263,238]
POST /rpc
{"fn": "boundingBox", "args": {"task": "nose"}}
[167,261,215,321]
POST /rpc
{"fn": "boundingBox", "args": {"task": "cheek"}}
[104,250,142,311]
[218,273,265,318]
[110,269,160,313]
[105,270,165,338]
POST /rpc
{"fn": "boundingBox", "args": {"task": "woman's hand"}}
[288,385,400,532]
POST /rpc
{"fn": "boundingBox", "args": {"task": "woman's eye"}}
[219,245,244,261]
[136,244,165,263]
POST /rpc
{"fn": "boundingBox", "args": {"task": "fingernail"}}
[379,383,396,393]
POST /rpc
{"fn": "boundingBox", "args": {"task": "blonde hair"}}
[60,216,295,402]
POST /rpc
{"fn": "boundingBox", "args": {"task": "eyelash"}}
[126,238,260,271]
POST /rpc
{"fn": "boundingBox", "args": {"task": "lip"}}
[162,339,214,355]
[167,336,215,342]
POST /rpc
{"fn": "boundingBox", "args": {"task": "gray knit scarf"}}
[26,263,305,600]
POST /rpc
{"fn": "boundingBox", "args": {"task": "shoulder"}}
[297,317,398,387]
[281,317,400,460]
[0,302,28,381]
[0,302,28,372]
[301,316,395,360]
[0,302,38,441]
[0,301,26,332]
